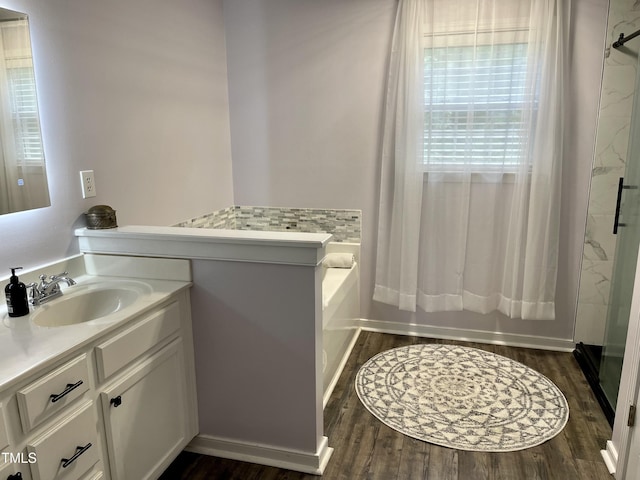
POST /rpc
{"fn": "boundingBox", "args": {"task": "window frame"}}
[421,28,536,173]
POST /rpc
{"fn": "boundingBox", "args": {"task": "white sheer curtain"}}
[374,0,569,320]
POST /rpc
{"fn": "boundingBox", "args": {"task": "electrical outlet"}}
[80,170,97,198]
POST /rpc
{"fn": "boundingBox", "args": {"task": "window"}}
[6,61,43,166]
[423,42,533,171]
[0,19,44,169]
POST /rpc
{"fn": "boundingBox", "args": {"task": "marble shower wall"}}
[575,0,640,344]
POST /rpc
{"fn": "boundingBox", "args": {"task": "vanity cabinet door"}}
[0,454,33,480]
[0,401,8,451]
[100,339,187,480]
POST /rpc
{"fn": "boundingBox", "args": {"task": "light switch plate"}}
[80,170,96,198]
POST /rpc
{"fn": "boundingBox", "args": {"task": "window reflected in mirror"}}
[0,8,50,215]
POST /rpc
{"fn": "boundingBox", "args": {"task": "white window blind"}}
[0,18,44,169]
[7,62,43,166]
[423,42,532,170]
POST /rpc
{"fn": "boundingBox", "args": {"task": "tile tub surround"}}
[175,206,361,243]
[178,206,237,230]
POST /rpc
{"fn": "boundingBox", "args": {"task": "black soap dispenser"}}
[5,267,29,317]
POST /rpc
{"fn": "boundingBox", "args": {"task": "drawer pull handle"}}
[61,443,92,468]
[110,395,122,407]
[49,380,84,403]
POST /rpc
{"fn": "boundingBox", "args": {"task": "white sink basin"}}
[31,282,152,327]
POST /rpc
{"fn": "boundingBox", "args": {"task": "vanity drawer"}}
[17,355,90,433]
[95,301,180,381]
[0,402,8,451]
[0,450,33,480]
[27,403,98,480]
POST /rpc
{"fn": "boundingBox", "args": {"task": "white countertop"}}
[76,225,333,246]
[75,226,333,266]
[0,274,191,391]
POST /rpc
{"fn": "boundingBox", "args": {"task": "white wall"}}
[190,259,324,454]
[224,0,609,344]
[224,0,395,318]
[0,0,234,273]
[0,0,610,345]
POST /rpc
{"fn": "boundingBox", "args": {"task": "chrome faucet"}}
[29,272,77,305]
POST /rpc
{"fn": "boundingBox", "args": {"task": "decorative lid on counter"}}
[85,205,117,229]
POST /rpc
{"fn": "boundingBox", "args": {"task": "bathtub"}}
[321,243,361,407]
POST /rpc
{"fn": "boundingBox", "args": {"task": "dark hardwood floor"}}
[160,331,613,479]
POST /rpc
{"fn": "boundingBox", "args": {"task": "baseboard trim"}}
[356,318,575,352]
[601,440,618,474]
[323,327,361,408]
[186,434,333,476]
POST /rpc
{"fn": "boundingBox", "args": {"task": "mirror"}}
[0,7,49,215]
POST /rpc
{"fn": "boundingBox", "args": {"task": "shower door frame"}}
[625,377,640,480]
[626,377,640,480]
[603,242,640,479]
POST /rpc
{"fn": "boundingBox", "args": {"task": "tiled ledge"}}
[175,206,361,243]
[75,225,333,266]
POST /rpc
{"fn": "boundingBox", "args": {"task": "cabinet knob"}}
[110,395,122,407]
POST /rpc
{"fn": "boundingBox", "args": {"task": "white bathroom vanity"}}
[0,255,197,480]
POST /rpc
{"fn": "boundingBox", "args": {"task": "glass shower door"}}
[599,89,640,409]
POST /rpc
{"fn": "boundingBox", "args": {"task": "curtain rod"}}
[613,29,640,48]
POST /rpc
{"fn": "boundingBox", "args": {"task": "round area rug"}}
[355,344,569,452]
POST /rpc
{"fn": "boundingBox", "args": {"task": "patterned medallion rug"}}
[355,344,569,452]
